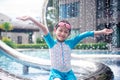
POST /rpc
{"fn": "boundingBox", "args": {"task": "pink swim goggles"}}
[58,22,71,30]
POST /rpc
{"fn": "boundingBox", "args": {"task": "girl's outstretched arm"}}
[16,16,49,35]
[94,28,113,36]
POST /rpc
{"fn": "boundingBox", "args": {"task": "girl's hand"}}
[94,28,113,36]
[16,16,31,21]
[17,16,49,35]
[102,28,113,35]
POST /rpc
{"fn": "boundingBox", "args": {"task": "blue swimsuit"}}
[44,31,94,80]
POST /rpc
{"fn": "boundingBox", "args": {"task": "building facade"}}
[0,13,40,44]
[46,0,120,47]
[58,0,96,43]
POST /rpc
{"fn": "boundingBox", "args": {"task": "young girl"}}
[17,16,113,80]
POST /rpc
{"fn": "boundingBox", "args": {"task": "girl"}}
[17,16,113,80]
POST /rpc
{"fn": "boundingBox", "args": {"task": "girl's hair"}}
[54,20,71,33]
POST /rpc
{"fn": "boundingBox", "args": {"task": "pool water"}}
[0,49,120,80]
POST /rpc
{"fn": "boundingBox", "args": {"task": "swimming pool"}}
[0,49,120,80]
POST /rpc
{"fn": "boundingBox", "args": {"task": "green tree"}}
[1,22,13,37]
[46,0,59,36]
[0,24,2,39]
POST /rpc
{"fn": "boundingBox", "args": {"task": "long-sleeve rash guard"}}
[43,31,94,72]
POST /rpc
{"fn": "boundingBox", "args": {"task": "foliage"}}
[2,37,16,48]
[16,42,108,50]
[47,0,53,6]
[1,22,13,31]
[0,24,3,29]
[0,22,13,37]
[16,44,48,49]
[75,43,108,50]
[36,38,45,44]
[46,0,59,34]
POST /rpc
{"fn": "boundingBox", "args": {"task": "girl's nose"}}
[61,32,65,35]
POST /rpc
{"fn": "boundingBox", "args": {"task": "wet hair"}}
[54,20,71,33]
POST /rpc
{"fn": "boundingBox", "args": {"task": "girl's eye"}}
[65,31,69,34]
[59,29,62,32]
[65,30,69,33]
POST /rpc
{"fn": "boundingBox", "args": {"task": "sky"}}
[0,0,45,20]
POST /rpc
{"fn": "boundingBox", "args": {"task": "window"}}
[17,36,22,44]
[96,0,111,18]
[59,1,80,19]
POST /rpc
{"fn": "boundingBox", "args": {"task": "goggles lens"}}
[58,22,71,30]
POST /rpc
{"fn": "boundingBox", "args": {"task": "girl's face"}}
[55,26,70,42]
